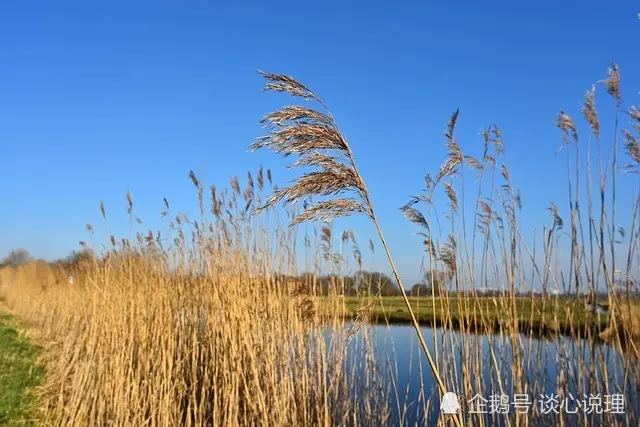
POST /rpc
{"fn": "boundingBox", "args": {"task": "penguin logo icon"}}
[441,392,460,414]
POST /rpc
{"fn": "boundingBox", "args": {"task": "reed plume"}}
[251,70,461,427]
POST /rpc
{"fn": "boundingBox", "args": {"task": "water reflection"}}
[340,324,639,426]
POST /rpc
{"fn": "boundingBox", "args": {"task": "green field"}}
[0,309,43,426]
[324,296,633,336]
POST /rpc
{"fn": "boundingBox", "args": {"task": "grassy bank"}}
[0,308,42,426]
[329,296,626,335]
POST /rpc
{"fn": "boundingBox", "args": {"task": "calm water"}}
[340,324,639,426]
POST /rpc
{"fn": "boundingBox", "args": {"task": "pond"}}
[342,324,639,426]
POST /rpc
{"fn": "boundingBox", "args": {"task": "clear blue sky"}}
[1,1,639,284]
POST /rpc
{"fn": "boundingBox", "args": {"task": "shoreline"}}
[319,296,639,343]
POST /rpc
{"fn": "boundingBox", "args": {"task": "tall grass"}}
[0,63,638,426]
[0,180,393,426]
[395,63,640,426]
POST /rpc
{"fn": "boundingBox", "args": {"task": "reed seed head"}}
[443,182,458,213]
[548,202,564,230]
[491,127,504,156]
[555,110,578,143]
[629,106,640,134]
[126,191,133,214]
[623,130,640,164]
[400,204,430,231]
[189,170,200,189]
[582,85,600,139]
[600,62,621,106]
[257,166,264,190]
[251,71,370,225]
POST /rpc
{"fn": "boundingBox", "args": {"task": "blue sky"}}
[1,1,639,285]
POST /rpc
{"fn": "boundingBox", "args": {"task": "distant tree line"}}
[8,248,635,300]
[410,270,449,297]
[0,248,32,268]
[276,271,402,296]
[0,248,98,271]
[0,248,404,296]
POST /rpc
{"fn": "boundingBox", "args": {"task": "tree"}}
[423,270,448,297]
[354,271,401,296]
[410,283,430,297]
[63,249,96,269]
[1,249,32,268]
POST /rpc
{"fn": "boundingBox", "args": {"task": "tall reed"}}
[250,71,461,426]
[0,176,394,426]
[398,62,639,426]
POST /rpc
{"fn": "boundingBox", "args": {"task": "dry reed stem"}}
[252,70,463,427]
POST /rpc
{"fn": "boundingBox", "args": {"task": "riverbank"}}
[0,307,43,426]
[324,296,640,339]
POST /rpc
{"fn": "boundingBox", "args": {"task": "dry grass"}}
[0,188,392,426]
[394,62,640,426]
[253,70,461,427]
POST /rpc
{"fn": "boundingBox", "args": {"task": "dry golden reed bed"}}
[1,63,640,426]
[0,255,390,426]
